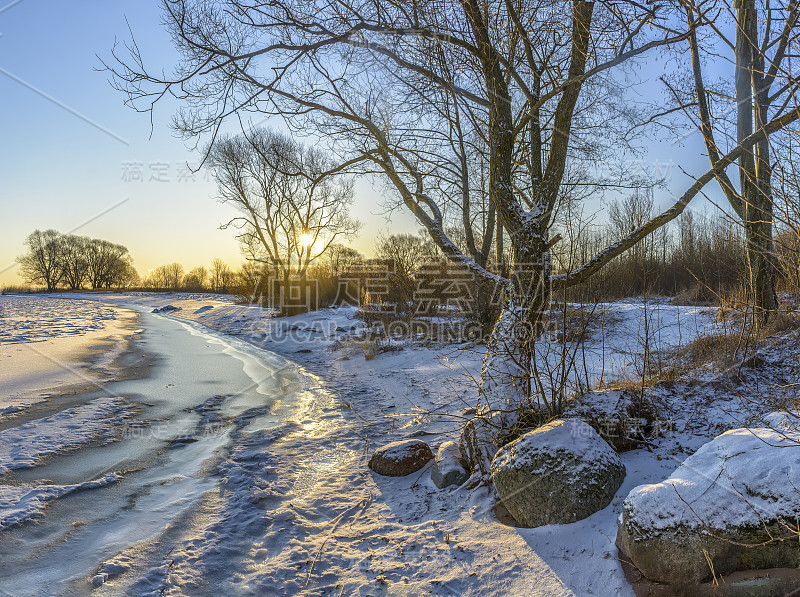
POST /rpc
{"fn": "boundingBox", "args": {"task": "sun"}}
[298,232,314,248]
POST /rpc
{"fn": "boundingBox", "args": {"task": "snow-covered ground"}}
[0,291,796,595]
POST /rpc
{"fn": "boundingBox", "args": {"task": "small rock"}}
[369,439,433,476]
[431,441,469,488]
[91,574,108,588]
[152,305,181,313]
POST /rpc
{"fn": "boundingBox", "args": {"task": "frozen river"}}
[0,299,354,595]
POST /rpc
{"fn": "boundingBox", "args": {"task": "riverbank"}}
[0,298,322,595]
[46,292,580,595]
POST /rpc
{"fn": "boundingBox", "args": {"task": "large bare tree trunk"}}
[737,1,778,321]
[465,243,552,473]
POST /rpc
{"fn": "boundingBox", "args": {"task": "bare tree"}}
[17,230,63,291]
[85,239,136,289]
[320,244,364,279]
[209,258,232,293]
[375,232,439,308]
[208,128,360,294]
[183,266,208,291]
[667,1,800,322]
[17,232,136,291]
[606,191,658,294]
[59,235,90,290]
[149,262,185,290]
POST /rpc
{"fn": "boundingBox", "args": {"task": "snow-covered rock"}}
[368,439,433,477]
[152,305,181,313]
[491,419,625,528]
[762,409,800,432]
[430,441,469,488]
[617,427,800,584]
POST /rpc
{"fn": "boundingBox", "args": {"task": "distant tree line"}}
[368,198,800,323]
[16,230,139,291]
[141,257,239,293]
[552,194,748,304]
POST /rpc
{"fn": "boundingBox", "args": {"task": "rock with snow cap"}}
[431,441,469,488]
[152,305,181,313]
[491,418,625,528]
[617,426,800,584]
[368,439,433,477]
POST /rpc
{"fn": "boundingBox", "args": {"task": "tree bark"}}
[736,1,778,321]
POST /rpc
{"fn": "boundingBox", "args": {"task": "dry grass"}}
[0,284,38,294]
[670,284,717,306]
[677,334,744,369]
[545,304,619,345]
[762,311,800,335]
[601,366,678,394]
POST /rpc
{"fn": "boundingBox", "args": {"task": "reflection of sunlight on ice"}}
[284,372,360,498]
[291,446,358,497]
[292,387,344,439]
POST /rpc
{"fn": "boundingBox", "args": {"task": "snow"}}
[622,426,800,534]
[0,295,119,344]
[372,439,431,462]
[492,419,619,473]
[0,295,135,418]
[0,291,797,595]
[0,472,122,530]
[434,441,466,476]
[0,396,135,475]
[763,409,800,431]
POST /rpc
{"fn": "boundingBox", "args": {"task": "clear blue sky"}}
[0,0,415,284]
[0,1,719,285]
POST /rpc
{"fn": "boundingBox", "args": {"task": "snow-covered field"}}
[0,296,135,420]
[0,291,796,595]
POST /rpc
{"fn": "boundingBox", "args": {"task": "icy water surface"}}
[0,299,355,595]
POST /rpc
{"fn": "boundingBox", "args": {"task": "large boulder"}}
[491,418,625,527]
[368,439,433,477]
[430,441,469,488]
[617,427,800,584]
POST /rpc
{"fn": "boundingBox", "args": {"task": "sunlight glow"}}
[298,232,314,248]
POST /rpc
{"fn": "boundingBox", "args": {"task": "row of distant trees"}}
[141,258,238,292]
[16,230,138,291]
[364,199,800,320]
[17,208,792,307]
[140,247,367,301]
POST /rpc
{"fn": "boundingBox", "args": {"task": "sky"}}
[0,0,418,285]
[0,1,720,287]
